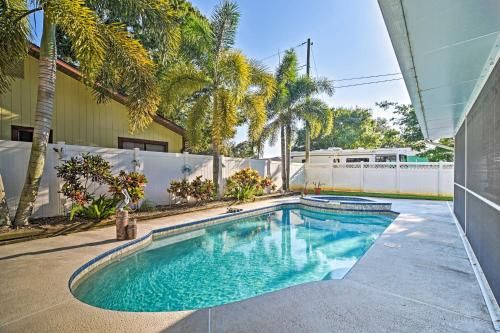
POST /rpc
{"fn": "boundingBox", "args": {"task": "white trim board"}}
[454,182,500,212]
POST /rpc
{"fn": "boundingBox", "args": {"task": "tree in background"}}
[159,0,275,194]
[265,49,333,190]
[294,107,382,151]
[0,0,180,225]
[294,102,453,162]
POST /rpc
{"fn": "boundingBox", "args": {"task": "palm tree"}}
[0,0,180,225]
[159,0,275,195]
[266,49,334,190]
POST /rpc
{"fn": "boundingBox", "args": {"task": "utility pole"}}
[305,38,312,163]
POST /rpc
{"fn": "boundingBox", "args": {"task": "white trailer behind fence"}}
[289,162,454,196]
[0,140,453,219]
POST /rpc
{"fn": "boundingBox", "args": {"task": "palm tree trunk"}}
[305,123,311,163]
[286,123,292,191]
[13,17,57,226]
[280,124,287,191]
[0,173,11,226]
[212,139,221,198]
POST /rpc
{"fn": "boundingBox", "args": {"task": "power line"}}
[333,77,403,88]
[258,41,307,62]
[331,72,402,82]
[311,44,319,78]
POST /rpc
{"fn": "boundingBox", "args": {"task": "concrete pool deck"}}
[0,198,495,332]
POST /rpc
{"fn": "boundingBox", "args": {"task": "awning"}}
[378,0,500,139]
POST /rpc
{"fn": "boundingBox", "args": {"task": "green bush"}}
[167,176,214,203]
[108,171,148,208]
[138,199,157,212]
[225,168,276,201]
[70,195,118,220]
[56,153,148,220]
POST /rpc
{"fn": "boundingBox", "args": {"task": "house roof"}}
[27,44,185,137]
[377,0,500,140]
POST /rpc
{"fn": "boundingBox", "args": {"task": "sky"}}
[30,0,411,157]
[190,0,411,157]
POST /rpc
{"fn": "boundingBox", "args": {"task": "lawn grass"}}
[319,190,453,201]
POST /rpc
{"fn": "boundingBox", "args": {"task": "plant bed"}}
[0,192,298,246]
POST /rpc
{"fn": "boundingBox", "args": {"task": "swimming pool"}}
[71,204,396,312]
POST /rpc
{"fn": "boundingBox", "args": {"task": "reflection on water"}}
[74,208,394,311]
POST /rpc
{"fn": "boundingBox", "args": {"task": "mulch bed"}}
[0,192,298,246]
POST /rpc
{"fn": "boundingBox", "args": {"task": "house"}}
[290,147,421,163]
[0,45,185,153]
[378,0,500,306]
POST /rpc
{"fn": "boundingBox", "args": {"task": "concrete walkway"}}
[0,198,494,332]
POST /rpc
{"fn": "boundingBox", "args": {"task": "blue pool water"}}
[73,207,394,311]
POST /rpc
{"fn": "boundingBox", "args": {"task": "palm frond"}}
[43,0,105,80]
[217,50,250,100]
[0,0,31,93]
[186,94,210,150]
[97,23,159,132]
[86,0,185,64]
[212,88,238,146]
[211,0,239,55]
[159,61,210,118]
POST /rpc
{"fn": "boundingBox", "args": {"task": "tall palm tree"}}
[159,0,275,195]
[0,0,181,225]
[266,49,334,190]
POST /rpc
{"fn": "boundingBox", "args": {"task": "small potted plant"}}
[313,181,323,195]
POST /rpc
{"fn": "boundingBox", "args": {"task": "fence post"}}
[266,159,271,178]
[360,162,365,192]
[218,155,225,197]
[396,160,400,193]
[55,141,65,216]
[437,161,442,196]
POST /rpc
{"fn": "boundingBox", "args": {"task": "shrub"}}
[56,153,148,219]
[167,178,191,203]
[70,195,118,220]
[225,168,275,201]
[108,171,148,208]
[138,199,157,212]
[191,176,215,201]
[55,153,112,205]
[167,176,214,203]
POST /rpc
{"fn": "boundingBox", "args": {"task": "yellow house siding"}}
[0,56,183,152]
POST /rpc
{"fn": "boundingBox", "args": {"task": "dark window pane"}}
[145,143,166,152]
[346,158,369,163]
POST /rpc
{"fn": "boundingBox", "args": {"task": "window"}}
[118,137,168,152]
[346,157,369,163]
[11,126,53,143]
[399,154,407,162]
[332,158,340,163]
[375,154,397,162]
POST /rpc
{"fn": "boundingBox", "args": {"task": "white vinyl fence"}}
[0,140,281,218]
[290,162,454,196]
[0,140,454,219]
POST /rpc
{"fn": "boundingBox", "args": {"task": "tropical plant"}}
[224,168,275,201]
[108,171,148,208]
[190,176,215,202]
[1,0,180,226]
[167,178,192,203]
[138,199,157,212]
[159,0,275,195]
[70,195,117,221]
[167,176,214,203]
[265,49,334,190]
[55,153,112,205]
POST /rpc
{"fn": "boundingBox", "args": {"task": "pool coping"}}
[69,202,398,294]
[1,197,496,332]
